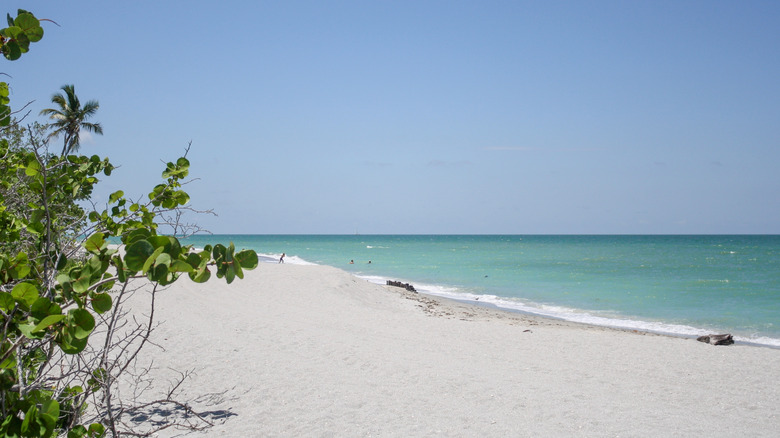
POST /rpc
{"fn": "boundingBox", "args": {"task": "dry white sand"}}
[122,263,780,437]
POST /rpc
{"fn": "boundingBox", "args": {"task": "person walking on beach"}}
[279,253,285,264]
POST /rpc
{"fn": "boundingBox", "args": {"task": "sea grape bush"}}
[1,9,46,128]
[0,9,259,437]
[0,9,44,61]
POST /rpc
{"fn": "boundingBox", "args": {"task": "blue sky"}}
[6,1,780,234]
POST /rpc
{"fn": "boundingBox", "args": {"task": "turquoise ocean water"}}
[180,235,780,347]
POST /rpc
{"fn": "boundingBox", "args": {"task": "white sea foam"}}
[356,272,780,348]
[258,252,315,265]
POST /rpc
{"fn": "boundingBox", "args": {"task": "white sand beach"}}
[123,263,780,437]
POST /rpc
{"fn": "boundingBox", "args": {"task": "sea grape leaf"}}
[112,255,127,283]
[31,297,61,320]
[84,232,106,254]
[10,252,30,279]
[0,292,13,312]
[212,244,226,262]
[154,252,172,267]
[24,157,40,176]
[11,282,38,307]
[235,249,259,269]
[31,314,65,334]
[169,260,193,273]
[124,239,154,271]
[91,293,112,314]
[56,253,68,270]
[149,235,181,258]
[225,243,238,283]
[185,252,203,270]
[59,331,89,354]
[2,40,21,60]
[19,322,43,339]
[150,263,169,283]
[67,308,95,339]
[108,190,124,203]
[189,266,211,283]
[38,399,59,433]
[14,13,38,29]
[142,246,165,273]
[21,404,39,435]
[89,423,106,436]
[71,266,93,294]
[123,228,151,245]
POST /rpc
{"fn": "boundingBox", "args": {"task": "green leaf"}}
[148,235,181,259]
[0,103,10,126]
[56,272,71,285]
[60,332,88,355]
[2,40,22,60]
[0,292,14,312]
[150,263,170,284]
[122,228,151,245]
[225,243,238,283]
[67,308,95,340]
[212,244,226,262]
[24,157,40,176]
[91,293,112,314]
[25,220,44,235]
[174,190,190,205]
[142,246,165,273]
[185,252,203,270]
[38,399,59,432]
[21,404,39,435]
[108,190,124,203]
[10,252,30,279]
[56,253,68,270]
[68,425,88,438]
[31,297,61,319]
[154,252,172,267]
[189,266,211,283]
[15,13,42,43]
[72,266,93,294]
[31,314,65,334]
[11,282,38,307]
[1,25,22,39]
[169,260,193,273]
[124,239,154,271]
[84,232,106,254]
[235,249,259,270]
[30,208,44,224]
[113,255,127,283]
[89,423,106,436]
[19,322,43,339]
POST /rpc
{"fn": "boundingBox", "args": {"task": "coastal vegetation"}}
[1,9,258,436]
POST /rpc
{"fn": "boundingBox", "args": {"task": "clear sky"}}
[6,1,780,234]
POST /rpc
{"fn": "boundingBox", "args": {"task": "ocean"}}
[179,235,780,348]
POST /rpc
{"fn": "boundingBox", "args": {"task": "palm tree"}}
[39,84,103,156]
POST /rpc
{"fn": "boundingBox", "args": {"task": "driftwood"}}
[696,333,734,346]
[387,280,417,293]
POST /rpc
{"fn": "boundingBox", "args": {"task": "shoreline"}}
[123,262,780,436]
[329,262,780,349]
[404,290,780,350]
